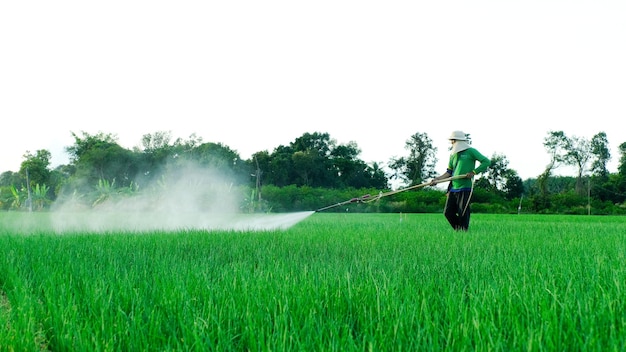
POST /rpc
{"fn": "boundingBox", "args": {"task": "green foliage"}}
[383,188,444,213]
[189,142,249,185]
[591,132,611,177]
[388,132,437,186]
[619,142,626,176]
[65,131,138,189]
[20,150,52,188]
[0,184,54,211]
[260,185,481,214]
[9,185,23,210]
[30,183,51,210]
[0,171,23,188]
[260,185,363,212]
[4,130,626,215]
[256,132,387,189]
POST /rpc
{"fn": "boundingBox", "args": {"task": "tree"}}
[365,162,389,190]
[190,141,248,185]
[20,150,54,202]
[292,150,316,186]
[250,151,271,195]
[265,145,295,187]
[481,153,507,192]
[330,141,381,188]
[20,150,52,188]
[615,142,626,199]
[133,132,205,187]
[619,142,626,176]
[590,132,611,178]
[257,132,387,189]
[0,171,23,188]
[49,165,73,199]
[290,132,335,187]
[291,132,333,157]
[587,132,612,203]
[66,131,119,163]
[65,131,138,188]
[139,130,174,153]
[329,142,355,187]
[388,132,437,186]
[478,153,523,199]
[562,135,592,195]
[538,131,569,197]
[502,169,524,200]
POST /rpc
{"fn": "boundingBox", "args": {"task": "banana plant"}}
[92,178,116,207]
[31,183,51,210]
[9,185,24,210]
[92,178,139,208]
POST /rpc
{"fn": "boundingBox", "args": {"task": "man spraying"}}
[430,131,491,231]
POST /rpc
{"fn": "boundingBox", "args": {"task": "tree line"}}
[1,129,626,214]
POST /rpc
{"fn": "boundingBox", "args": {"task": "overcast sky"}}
[2,1,625,181]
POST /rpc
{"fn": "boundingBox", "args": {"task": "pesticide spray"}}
[10,166,459,234]
[46,162,315,234]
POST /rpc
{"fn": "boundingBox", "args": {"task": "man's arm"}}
[471,149,491,174]
[429,170,452,185]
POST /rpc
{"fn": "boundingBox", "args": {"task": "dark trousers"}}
[444,190,472,231]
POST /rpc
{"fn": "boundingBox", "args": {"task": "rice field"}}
[1,212,625,351]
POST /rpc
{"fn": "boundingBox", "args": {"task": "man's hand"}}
[429,179,438,186]
[465,171,476,179]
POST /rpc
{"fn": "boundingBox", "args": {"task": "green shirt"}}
[446,147,490,191]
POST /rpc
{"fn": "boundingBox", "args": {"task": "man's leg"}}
[457,191,472,231]
[444,193,461,230]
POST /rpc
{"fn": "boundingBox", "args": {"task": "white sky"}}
[1,1,625,181]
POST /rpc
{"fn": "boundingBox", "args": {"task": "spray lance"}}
[315,194,373,212]
[315,174,468,212]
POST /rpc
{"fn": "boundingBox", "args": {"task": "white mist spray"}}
[48,161,313,233]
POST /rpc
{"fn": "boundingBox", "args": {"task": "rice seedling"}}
[0,212,625,351]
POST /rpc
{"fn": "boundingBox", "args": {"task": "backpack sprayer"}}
[315,175,467,212]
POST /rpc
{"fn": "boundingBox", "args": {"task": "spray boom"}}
[315,193,372,212]
[315,175,467,212]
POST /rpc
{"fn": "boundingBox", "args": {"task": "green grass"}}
[1,212,626,351]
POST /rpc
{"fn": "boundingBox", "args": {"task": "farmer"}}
[430,131,491,231]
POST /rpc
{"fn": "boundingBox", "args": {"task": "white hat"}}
[448,130,469,141]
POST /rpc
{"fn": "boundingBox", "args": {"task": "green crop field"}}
[1,212,625,351]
